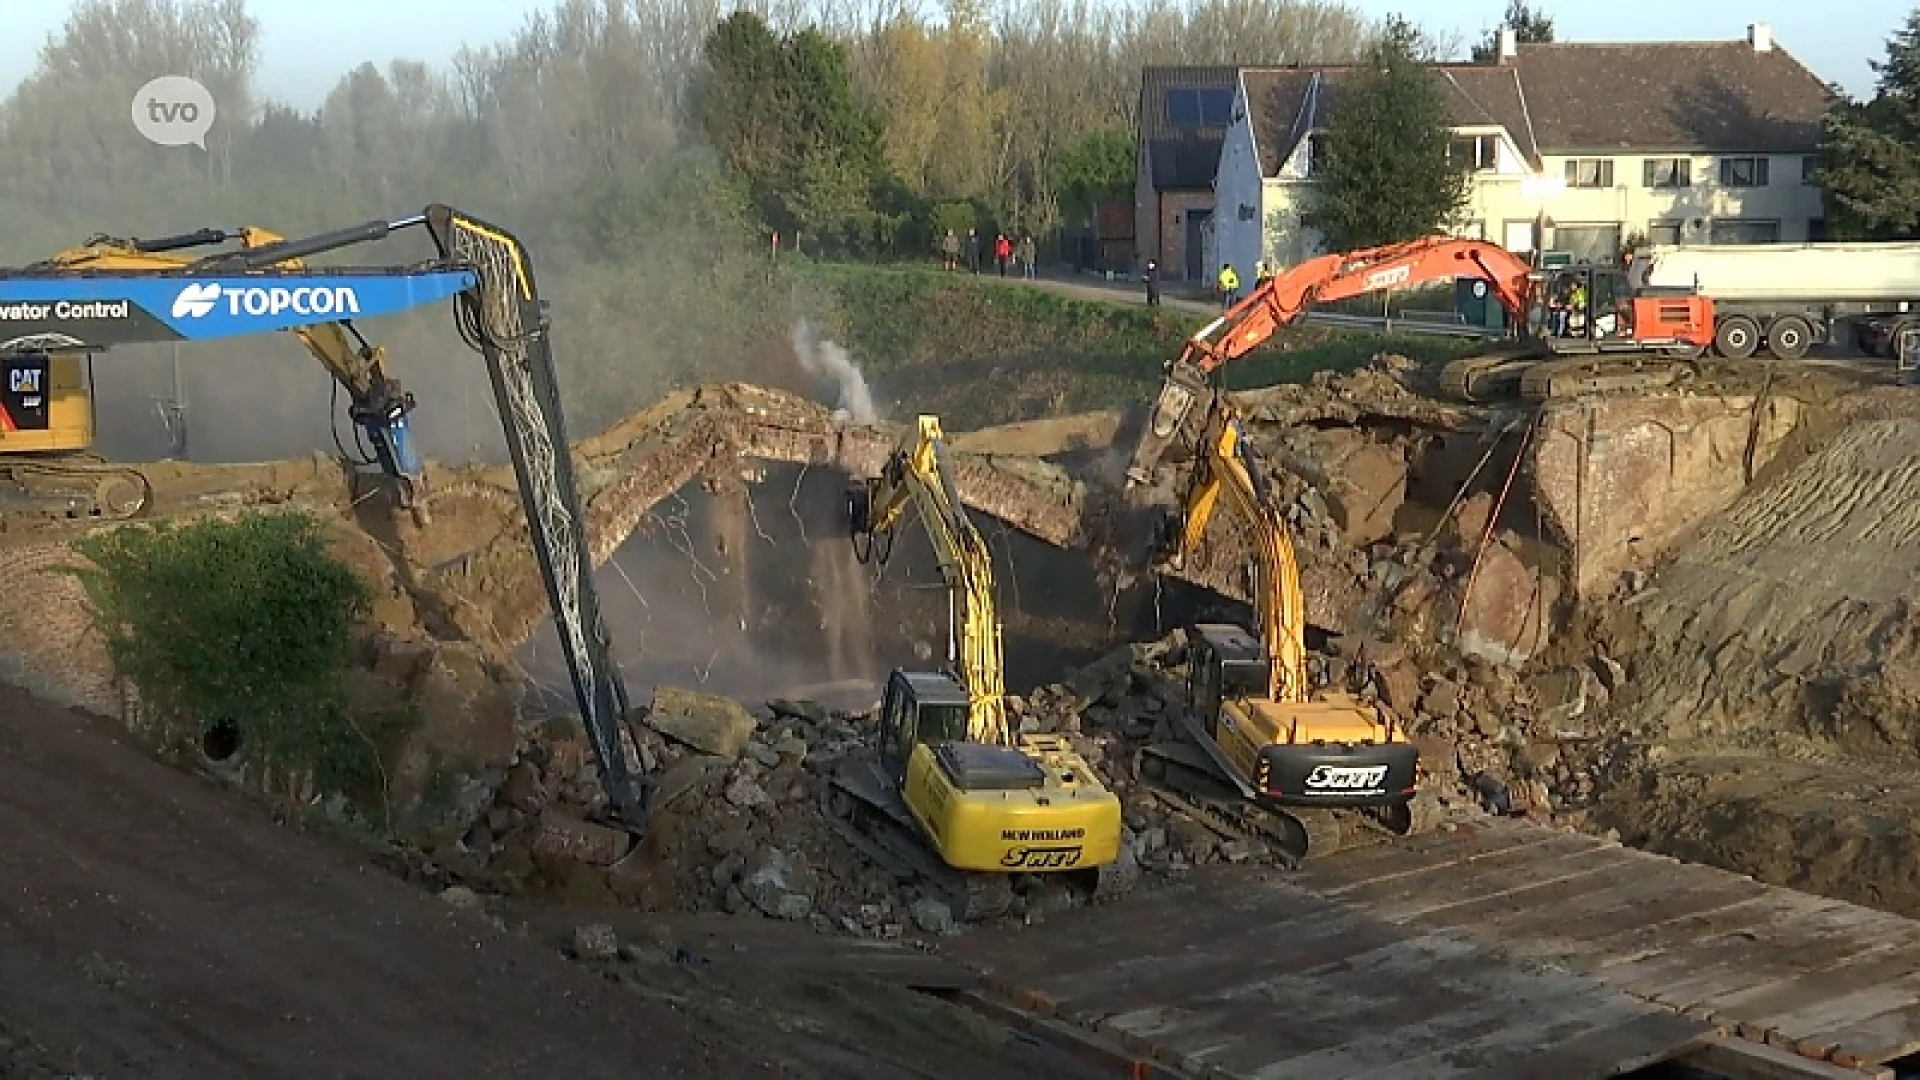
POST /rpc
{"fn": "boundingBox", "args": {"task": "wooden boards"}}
[948,871,1709,1079]
[1294,818,1920,1069]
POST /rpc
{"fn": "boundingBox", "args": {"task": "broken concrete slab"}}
[646,687,758,759]
[1326,443,1408,547]
[1529,393,1804,599]
[1456,536,1558,667]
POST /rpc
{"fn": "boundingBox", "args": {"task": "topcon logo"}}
[171,282,362,319]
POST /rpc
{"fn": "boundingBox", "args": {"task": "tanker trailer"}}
[1630,242,1920,360]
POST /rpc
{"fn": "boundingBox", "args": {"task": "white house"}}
[1213,23,1834,279]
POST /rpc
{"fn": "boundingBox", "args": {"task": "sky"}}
[0,0,1908,109]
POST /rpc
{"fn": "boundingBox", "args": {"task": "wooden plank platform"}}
[1295,818,1920,1069]
[946,872,1710,1079]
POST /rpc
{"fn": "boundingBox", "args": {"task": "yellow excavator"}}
[1136,394,1422,864]
[2,226,427,522]
[825,415,1132,921]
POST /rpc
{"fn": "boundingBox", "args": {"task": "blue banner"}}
[0,269,478,343]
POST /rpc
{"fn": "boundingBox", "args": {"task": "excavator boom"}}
[28,224,433,509]
[0,206,647,831]
[848,415,1008,745]
[1127,237,1538,489]
[1165,409,1310,704]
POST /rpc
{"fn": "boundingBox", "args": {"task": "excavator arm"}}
[1126,236,1538,489]
[848,415,1009,747]
[33,226,429,509]
[1160,401,1309,704]
[0,206,648,831]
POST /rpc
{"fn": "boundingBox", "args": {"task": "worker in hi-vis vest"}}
[1217,263,1240,311]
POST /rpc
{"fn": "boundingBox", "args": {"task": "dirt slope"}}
[1599,402,1920,913]
[0,681,794,1080]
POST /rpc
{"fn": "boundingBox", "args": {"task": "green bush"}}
[71,512,408,807]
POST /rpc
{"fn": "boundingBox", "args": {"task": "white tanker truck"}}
[1628,242,1920,361]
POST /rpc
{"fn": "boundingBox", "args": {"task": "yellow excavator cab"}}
[0,352,92,455]
[878,670,1122,873]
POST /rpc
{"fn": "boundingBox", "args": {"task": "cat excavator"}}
[826,415,1132,921]
[2,226,433,523]
[1135,393,1421,863]
[1124,235,1714,490]
[0,206,651,836]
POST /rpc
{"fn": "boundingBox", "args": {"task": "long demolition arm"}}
[850,415,1009,746]
[1162,401,1309,704]
[34,227,429,507]
[0,206,648,829]
[1126,236,1537,488]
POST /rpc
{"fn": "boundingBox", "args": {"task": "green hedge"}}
[72,512,412,811]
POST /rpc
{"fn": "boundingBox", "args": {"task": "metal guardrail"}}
[1300,310,1509,339]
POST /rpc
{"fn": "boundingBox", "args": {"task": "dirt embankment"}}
[1594,389,1920,914]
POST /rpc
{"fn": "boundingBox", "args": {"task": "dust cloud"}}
[517,462,888,714]
[791,319,878,426]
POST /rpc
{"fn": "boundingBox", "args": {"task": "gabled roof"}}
[1237,36,1834,179]
[1242,65,1538,176]
[1139,65,1239,190]
[1509,41,1833,152]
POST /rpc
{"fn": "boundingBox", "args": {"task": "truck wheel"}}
[1766,316,1812,361]
[1715,316,1759,360]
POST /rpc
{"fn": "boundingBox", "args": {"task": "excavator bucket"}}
[1127,358,1213,490]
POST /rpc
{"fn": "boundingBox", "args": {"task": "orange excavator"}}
[1124,236,1714,489]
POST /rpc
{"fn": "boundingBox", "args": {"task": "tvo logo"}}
[171,282,362,320]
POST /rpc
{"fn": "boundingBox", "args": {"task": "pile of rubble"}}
[420,608,1628,941]
[406,362,1650,935]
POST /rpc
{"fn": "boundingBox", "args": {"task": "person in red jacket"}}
[994,233,1013,277]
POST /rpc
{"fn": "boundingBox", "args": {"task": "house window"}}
[1709,219,1780,245]
[1165,88,1234,127]
[1551,223,1622,263]
[1802,155,1820,184]
[1450,135,1499,172]
[1646,221,1684,246]
[1643,158,1691,188]
[1564,159,1614,188]
[1307,132,1329,177]
[1719,156,1770,187]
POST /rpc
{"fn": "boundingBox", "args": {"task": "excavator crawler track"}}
[1436,351,1694,404]
[823,762,1016,923]
[1515,354,1688,400]
[1133,742,1417,865]
[0,456,152,520]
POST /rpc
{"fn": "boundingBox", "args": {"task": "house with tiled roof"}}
[1211,22,1836,279]
[1135,65,1239,282]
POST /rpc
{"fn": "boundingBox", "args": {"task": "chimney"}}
[1497,27,1518,62]
[1748,22,1773,52]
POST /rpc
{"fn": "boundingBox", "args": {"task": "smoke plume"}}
[790,318,878,425]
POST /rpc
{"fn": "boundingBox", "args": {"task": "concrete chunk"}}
[646,686,757,759]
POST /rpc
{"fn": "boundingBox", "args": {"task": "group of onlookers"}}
[939,228,1036,279]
